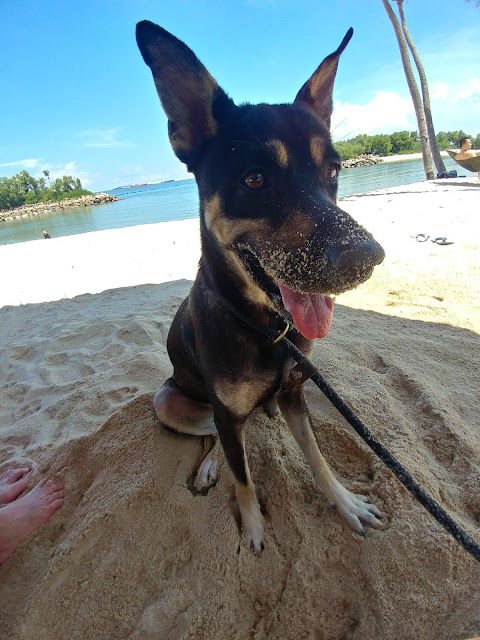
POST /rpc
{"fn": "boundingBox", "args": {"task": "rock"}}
[342,154,384,169]
[0,193,121,222]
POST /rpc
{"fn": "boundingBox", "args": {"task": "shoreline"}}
[0,192,120,223]
[0,178,478,309]
[382,150,451,163]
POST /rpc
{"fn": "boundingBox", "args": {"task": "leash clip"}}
[288,357,318,386]
[272,321,290,344]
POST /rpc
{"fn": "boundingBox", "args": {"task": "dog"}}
[136,20,385,552]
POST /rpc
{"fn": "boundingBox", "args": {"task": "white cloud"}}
[78,127,137,148]
[332,91,414,141]
[431,82,448,100]
[0,158,40,169]
[0,158,93,187]
[453,77,480,102]
[33,161,92,188]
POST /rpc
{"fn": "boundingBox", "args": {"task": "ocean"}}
[0,156,459,246]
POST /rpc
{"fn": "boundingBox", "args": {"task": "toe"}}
[48,489,65,503]
[45,498,64,520]
[344,513,366,536]
[359,510,383,529]
[6,468,31,483]
[366,503,383,518]
[249,538,265,554]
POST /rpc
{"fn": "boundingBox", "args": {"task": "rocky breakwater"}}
[0,193,120,222]
[342,154,384,169]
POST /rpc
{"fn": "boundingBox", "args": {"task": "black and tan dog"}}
[136,21,385,552]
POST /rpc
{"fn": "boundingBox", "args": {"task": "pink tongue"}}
[278,284,334,340]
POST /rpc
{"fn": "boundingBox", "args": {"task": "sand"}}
[0,179,479,640]
[381,150,452,163]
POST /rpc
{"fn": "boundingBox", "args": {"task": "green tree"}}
[0,170,91,210]
[436,131,450,149]
[371,134,392,155]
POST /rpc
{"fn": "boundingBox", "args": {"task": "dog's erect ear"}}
[294,28,353,130]
[136,20,236,169]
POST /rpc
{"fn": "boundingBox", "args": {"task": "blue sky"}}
[1,0,479,191]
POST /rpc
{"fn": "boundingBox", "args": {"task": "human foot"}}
[0,468,31,505]
[0,478,64,564]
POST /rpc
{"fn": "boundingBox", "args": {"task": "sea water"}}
[0,157,459,246]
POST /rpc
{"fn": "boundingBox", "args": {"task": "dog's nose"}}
[327,237,385,273]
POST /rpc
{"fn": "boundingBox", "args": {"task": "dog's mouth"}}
[236,245,335,340]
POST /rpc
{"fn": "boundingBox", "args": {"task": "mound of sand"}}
[0,180,479,639]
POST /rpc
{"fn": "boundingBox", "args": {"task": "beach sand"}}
[0,179,479,640]
[381,150,451,163]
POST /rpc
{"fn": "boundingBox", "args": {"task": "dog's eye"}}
[327,165,339,181]
[244,171,265,189]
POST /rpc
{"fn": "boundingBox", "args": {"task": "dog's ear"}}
[136,21,236,170]
[294,28,353,130]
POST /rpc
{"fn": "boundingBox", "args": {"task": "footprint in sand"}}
[385,290,445,313]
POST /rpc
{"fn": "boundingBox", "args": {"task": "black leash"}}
[220,293,480,563]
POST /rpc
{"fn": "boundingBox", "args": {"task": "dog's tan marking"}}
[158,68,219,153]
[214,377,272,417]
[226,250,273,309]
[204,193,222,231]
[204,195,276,308]
[266,139,289,168]
[310,135,326,165]
[199,70,221,137]
[205,194,274,247]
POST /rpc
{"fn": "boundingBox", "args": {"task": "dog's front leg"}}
[214,405,265,552]
[277,387,383,535]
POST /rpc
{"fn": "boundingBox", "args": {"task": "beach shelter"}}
[446,149,480,173]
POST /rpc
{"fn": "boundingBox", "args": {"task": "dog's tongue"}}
[278,284,334,340]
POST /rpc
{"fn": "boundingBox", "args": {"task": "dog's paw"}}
[240,504,265,554]
[332,487,384,535]
[243,511,265,554]
[194,456,218,492]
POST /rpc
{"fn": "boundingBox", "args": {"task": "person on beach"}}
[0,467,64,565]
[456,137,480,178]
[42,231,51,239]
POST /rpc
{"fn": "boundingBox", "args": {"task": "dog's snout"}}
[327,237,385,273]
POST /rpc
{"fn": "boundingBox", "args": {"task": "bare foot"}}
[0,479,64,565]
[0,468,31,505]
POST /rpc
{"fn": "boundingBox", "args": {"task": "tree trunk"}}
[381,0,435,179]
[396,0,446,173]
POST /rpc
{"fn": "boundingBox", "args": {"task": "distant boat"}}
[131,183,148,187]
[446,149,480,172]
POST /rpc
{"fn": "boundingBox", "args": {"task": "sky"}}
[1,0,479,191]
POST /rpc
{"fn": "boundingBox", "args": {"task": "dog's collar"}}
[213,289,291,345]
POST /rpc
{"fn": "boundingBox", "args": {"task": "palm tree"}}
[42,169,50,186]
[381,0,435,179]
[394,0,446,173]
